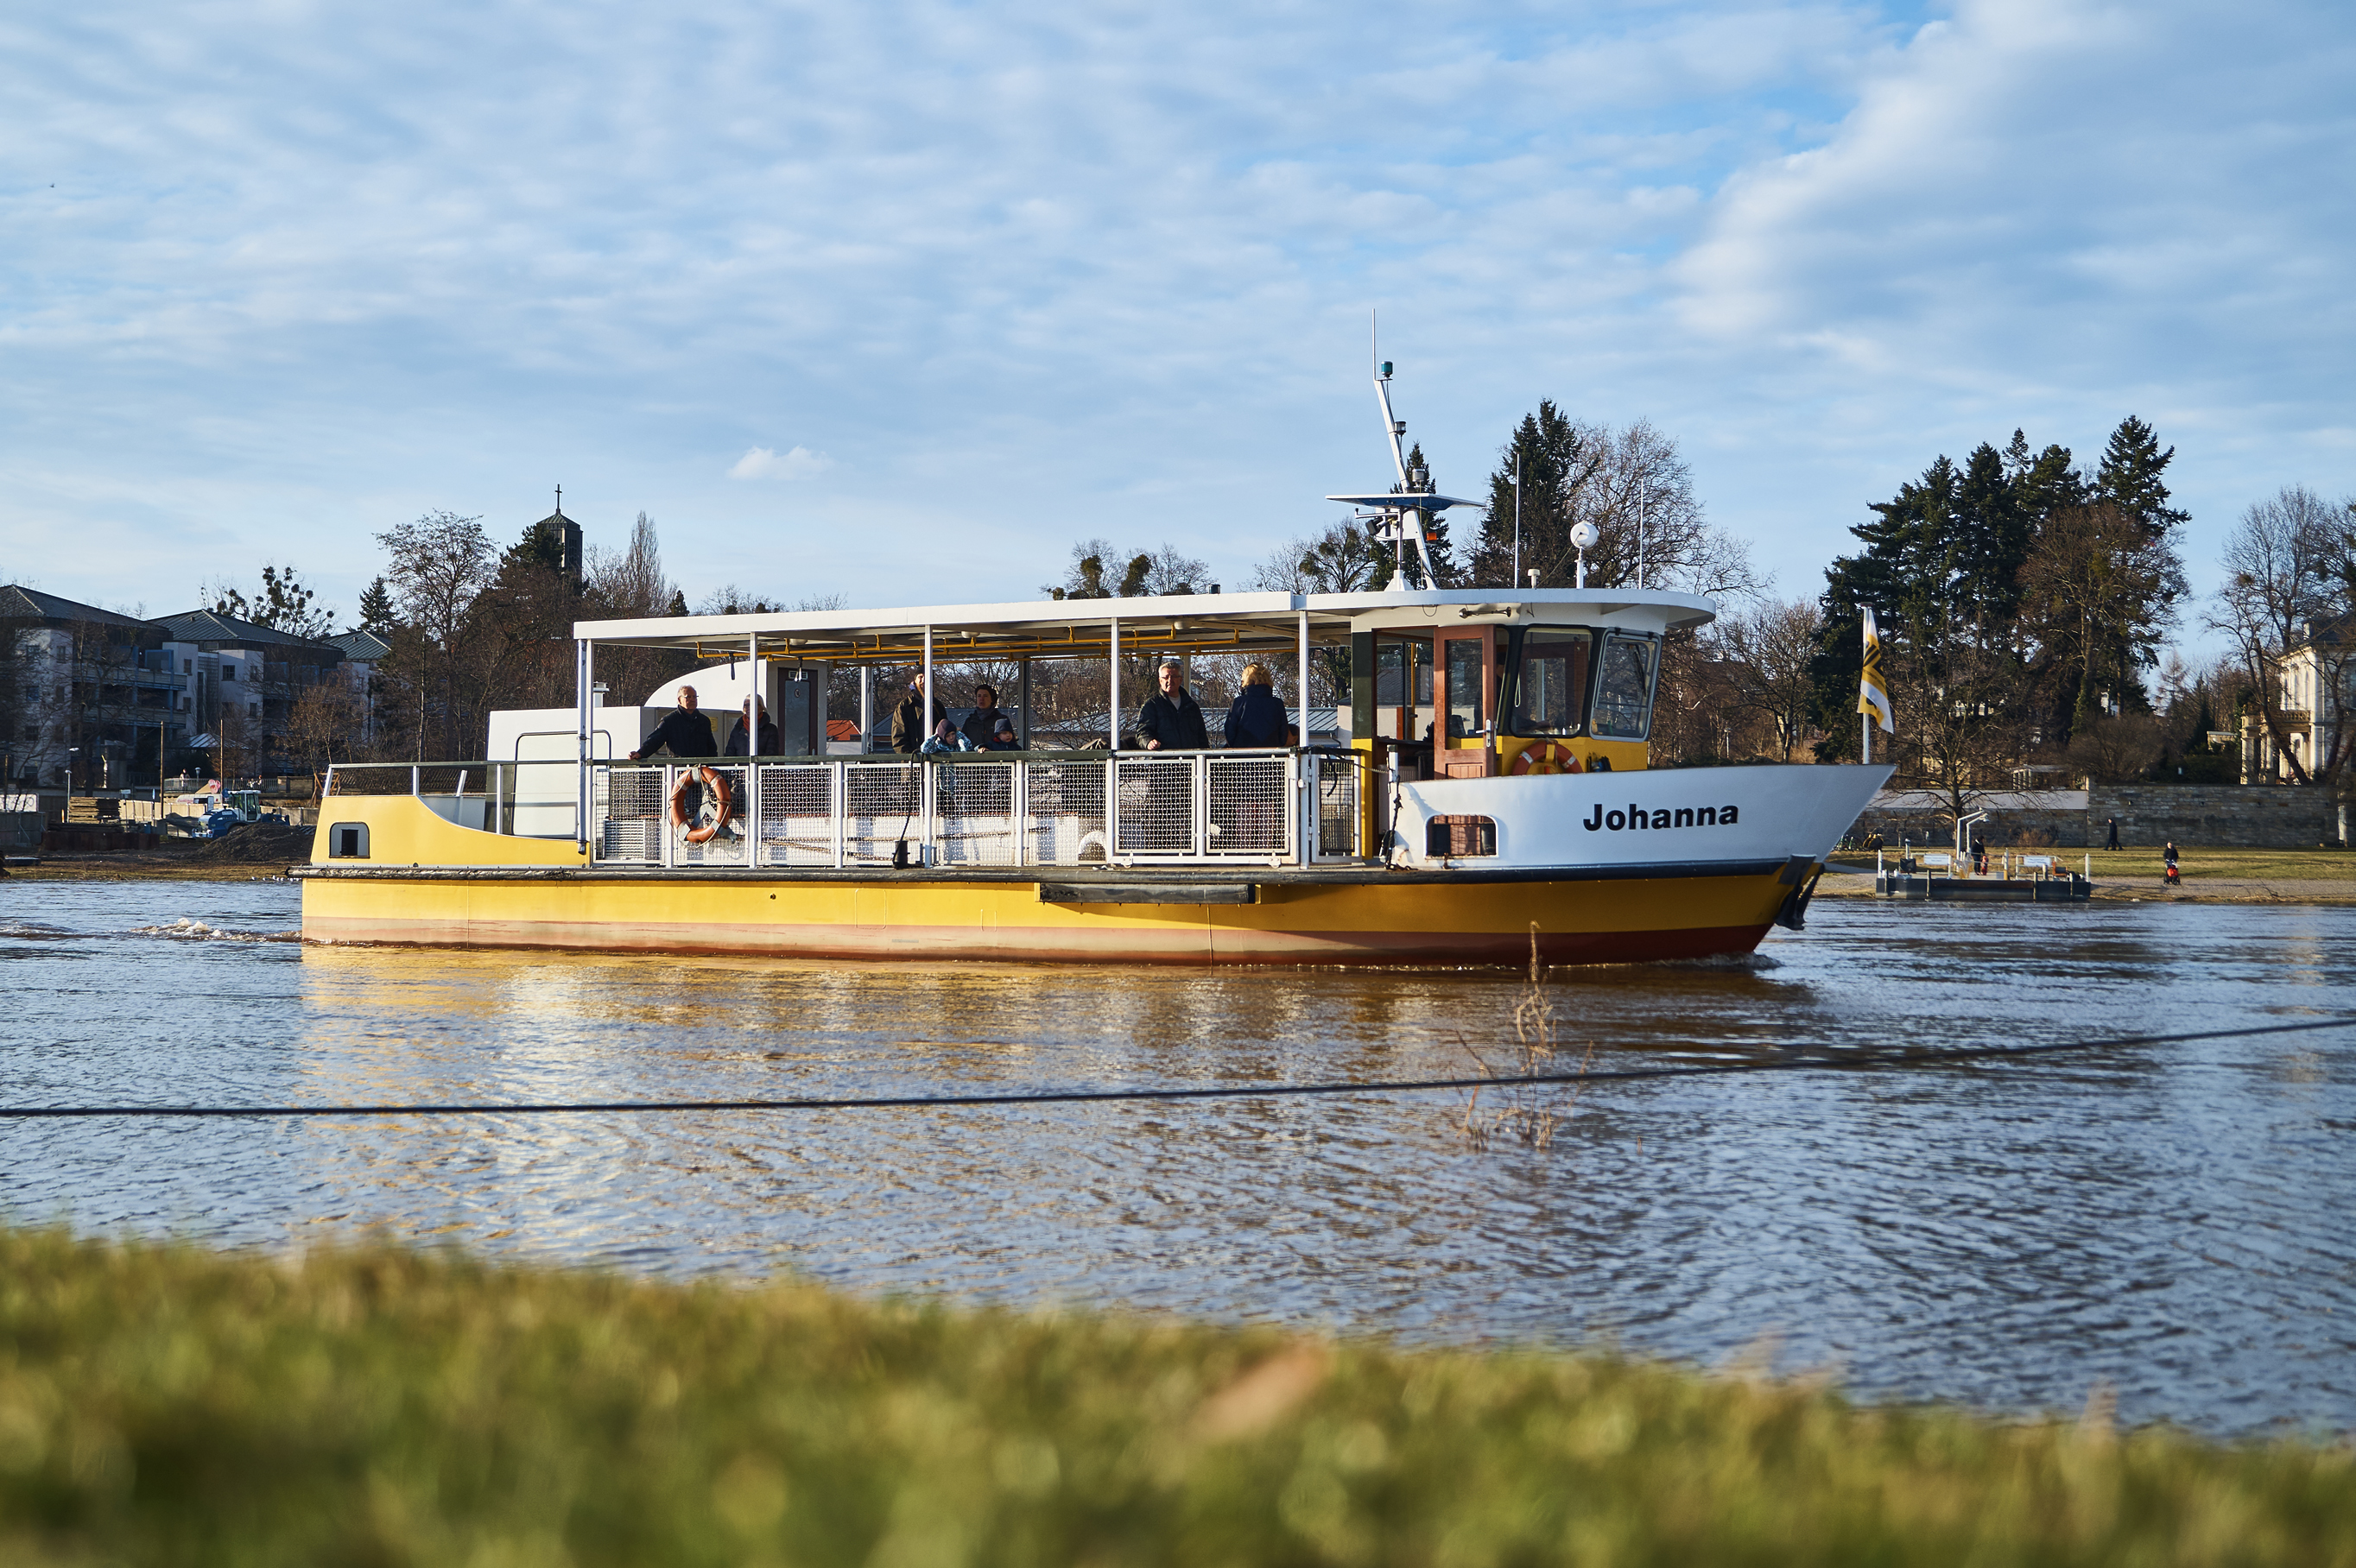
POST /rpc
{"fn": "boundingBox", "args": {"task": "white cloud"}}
[0,0,2345,651]
[728,445,833,481]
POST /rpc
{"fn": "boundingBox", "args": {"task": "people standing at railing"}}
[1137,660,1207,751]
[890,680,949,755]
[983,717,1019,751]
[724,698,779,758]
[961,684,1013,750]
[630,686,716,760]
[1224,664,1287,749]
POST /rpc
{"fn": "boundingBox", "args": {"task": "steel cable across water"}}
[1,1017,2347,1120]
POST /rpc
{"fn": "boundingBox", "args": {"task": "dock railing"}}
[324,749,1367,870]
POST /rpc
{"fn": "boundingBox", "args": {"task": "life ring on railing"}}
[1510,739,1581,775]
[668,765,733,844]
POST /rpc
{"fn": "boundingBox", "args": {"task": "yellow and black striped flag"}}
[1859,608,1895,733]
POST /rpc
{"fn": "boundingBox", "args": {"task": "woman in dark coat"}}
[1224,663,1289,749]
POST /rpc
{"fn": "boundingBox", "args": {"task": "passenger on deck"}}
[1223,663,1288,749]
[921,718,975,755]
[961,685,1013,749]
[724,698,780,757]
[1137,660,1208,751]
[985,717,1020,751]
[630,686,717,759]
[890,680,949,755]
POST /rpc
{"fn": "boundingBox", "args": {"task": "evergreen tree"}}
[2094,415,2189,539]
[358,576,396,633]
[1396,444,1463,586]
[1472,402,1599,588]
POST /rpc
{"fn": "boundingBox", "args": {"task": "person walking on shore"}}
[2105,816,2121,850]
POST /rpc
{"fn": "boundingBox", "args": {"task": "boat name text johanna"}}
[1582,802,1740,832]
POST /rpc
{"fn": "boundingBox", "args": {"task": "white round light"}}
[1569,521,1599,550]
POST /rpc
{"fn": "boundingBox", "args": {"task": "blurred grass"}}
[1,1226,2351,1567]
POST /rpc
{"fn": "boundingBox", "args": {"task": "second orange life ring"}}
[1511,739,1581,775]
[668,765,734,844]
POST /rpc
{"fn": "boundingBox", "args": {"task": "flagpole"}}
[1859,604,1874,766]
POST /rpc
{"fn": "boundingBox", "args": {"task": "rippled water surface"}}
[4,878,2353,1436]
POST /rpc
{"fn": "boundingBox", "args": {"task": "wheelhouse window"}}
[1503,627,1593,737]
[1590,633,1660,739]
[1443,637,1485,740]
[1372,642,1432,707]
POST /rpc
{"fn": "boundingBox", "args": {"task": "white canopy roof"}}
[573,588,1714,661]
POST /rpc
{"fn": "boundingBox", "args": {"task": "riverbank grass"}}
[3,1229,2352,1565]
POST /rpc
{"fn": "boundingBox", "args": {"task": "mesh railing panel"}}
[1205,754,1289,858]
[1114,756,1196,857]
[671,763,750,866]
[1312,755,1360,861]
[845,761,924,865]
[598,765,667,863]
[757,763,838,867]
[1024,759,1107,864]
[936,761,1020,867]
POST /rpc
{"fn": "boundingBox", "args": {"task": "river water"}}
[3,877,2352,1437]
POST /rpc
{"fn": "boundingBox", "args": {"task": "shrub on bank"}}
[0,1226,2348,1565]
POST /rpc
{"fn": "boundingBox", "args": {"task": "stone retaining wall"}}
[2091,785,2340,848]
[1849,784,2344,850]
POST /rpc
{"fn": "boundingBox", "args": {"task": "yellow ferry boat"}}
[299,364,1888,964]
[299,580,1888,964]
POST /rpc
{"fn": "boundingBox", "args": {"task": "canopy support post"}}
[1296,607,1311,749]
[574,636,591,856]
[1109,616,1121,751]
[922,627,934,749]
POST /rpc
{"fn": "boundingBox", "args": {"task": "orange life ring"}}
[668,765,733,844]
[1511,739,1581,775]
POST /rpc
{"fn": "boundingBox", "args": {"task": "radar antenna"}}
[1324,326,1481,589]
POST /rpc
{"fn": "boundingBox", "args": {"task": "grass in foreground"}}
[1,1228,2351,1566]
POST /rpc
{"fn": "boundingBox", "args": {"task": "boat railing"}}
[324,749,1368,869]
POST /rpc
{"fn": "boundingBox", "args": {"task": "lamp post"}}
[1510,446,1522,589]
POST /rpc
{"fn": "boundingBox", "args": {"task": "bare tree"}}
[1885,616,2026,837]
[2206,485,2353,784]
[586,512,674,618]
[374,511,493,760]
[2068,713,2165,784]
[1715,597,1822,760]
[1250,521,1384,596]
[206,562,339,640]
[583,512,687,705]
[1474,412,1762,603]
[1045,540,1209,600]
[285,680,364,780]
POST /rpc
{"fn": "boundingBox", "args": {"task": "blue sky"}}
[3,0,2350,659]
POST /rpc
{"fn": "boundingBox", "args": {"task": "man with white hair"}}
[1136,659,1208,751]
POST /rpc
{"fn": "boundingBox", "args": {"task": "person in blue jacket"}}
[1224,663,1289,749]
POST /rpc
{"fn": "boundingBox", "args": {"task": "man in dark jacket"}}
[631,686,717,759]
[890,680,948,755]
[1137,661,1208,750]
[961,684,1013,749]
[724,698,780,757]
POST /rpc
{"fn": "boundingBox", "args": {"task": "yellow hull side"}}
[303,796,1792,964]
